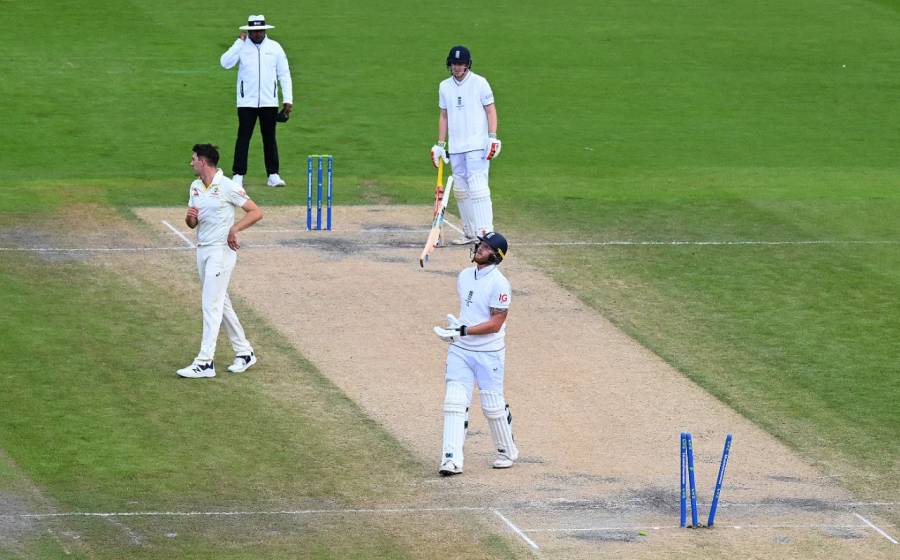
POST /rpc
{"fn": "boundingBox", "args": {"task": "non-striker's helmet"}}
[478,231,508,263]
[446,45,472,69]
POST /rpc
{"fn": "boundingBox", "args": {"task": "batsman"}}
[431,45,501,245]
[433,232,518,475]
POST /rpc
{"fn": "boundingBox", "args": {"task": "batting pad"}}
[452,175,476,237]
[467,172,493,237]
[480,390,518,460]
[442,382,470,465]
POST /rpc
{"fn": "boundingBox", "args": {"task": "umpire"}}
[220,14,293,188]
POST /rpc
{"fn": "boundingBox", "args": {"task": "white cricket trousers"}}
[195,245,252,362]
[441,345,513,467]
[445,344,506,396]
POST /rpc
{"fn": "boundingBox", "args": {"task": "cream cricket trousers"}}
[195,245,252,362]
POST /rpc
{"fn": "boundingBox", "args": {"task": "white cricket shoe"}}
[232,174,244,187]
[227,352,257,373]
[267,173,286,187]
[450,235,478,246]
[177,360,215,378]
[439,459,463,476]
[492,455,515,469]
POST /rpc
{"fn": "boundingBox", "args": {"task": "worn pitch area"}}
[3,205,893,558]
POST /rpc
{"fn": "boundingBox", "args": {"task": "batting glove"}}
[433,324,467,342]
[431,143,449,168]
[485,135,502,160]
[446,314,462,329]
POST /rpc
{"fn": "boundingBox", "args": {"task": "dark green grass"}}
[5,0,896,205]
[2,0,900,540]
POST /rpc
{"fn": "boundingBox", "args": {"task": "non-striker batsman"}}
[431,45,502,245]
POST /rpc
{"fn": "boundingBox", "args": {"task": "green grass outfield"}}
[2,0,900,555]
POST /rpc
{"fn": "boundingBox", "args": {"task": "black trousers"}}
[232,106,279,176]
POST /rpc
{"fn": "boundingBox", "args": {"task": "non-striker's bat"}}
[420,161,454,267]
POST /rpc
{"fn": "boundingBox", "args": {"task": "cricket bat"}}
[419,161,454,267]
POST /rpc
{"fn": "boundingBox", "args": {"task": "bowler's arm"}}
[227,200,263,251]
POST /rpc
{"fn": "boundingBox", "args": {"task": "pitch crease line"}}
[443,218,466,236]
[5,500,897,518]
[6,506,488,519]
[525,524,870,533]
[249,228,433,234]
[517,240,900,247]
[162,220,195,248]
[10,238,896,253]
[0,246,192,253]
[854,513,899,544]
[493,510,540,550]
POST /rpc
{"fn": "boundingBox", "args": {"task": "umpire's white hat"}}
[240,15,275,30]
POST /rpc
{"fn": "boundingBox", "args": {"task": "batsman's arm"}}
[438,308,506,340]
[484,103,497,136]
[462,307,507,336]
[438,109,448,145]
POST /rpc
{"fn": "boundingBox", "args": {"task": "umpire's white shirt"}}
[220,37,293,108]
[454,264,511,352]
[439,71,494,154]
[188,169,250,246]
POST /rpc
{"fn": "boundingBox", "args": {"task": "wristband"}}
[488,133,497,139]
[458,325,467,336]
[437,141,446,148]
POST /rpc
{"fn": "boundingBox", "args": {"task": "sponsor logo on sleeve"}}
[498,293,509,304]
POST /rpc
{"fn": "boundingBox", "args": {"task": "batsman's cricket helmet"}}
[446,45,472,68]
[478,231,508,263]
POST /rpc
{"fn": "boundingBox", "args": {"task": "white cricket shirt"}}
[439,71,495,154]
[187,169,251,247]
[454,264,511,351]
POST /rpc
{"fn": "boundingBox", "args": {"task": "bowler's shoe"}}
[177,360,216,378]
